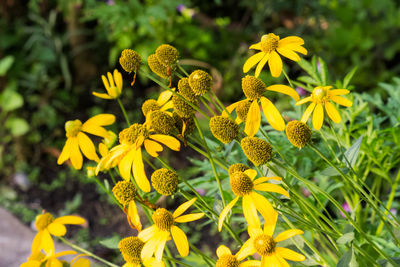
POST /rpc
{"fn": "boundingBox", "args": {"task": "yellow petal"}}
[329,89,349,96]
[274,229,304,242]
[250,192,277,223]
[253,176,282,185]
[171,226,189,257]
[325,101,341,123]
[128,200,142,232]
[244,100,261,136]
[107,72,115,88]
[261,255,280,267]
[244,169,258,181]
[141,236,161,261]
[266,84,299,101]
[144,258,165,267]
[118,149,135,181]
[81,124,109,139]
[276,48,300,61]
[47,223,67,236]
[263,211,278,236]
[255,53,271,78]
[260,97,285,131]
[330,96,353,107]
[278,36,304,47]
[149,134,181,151]
[296,96,312,106]
[132,148,151,192]
[57,138,73,165]
[275,247,306,261]
[53,215,85,225]
[174,213,204,223]
[154,233,168,261]
[276,254,290,267]
[222,101,242,117]
[242,195,260,228]
[55,250,77,258]
[218,197,239,232]
[144,139,164,157]
[160,100,174,111]
[83,114,116,127]
[69,137,83,170]
[32,230,54,254]
[268,51,282,77]
[114,69,123,92]
[312,103,324,130]
[157,90,173,106]
[248,227,263,238]
[99,143,108,157]
[216,245,232,258]
[92,92,113,99]
[77,132,99,162]
[253,183,290,198]
[249,42,261,50]
[243,52,265,73]
[138,225,156,242]
[281,44,307,55]
[71,258,91,267]
[173,198,197,218]
[239,260,262,267]
[101,75,110,91]
[300,102,316,123]
[236,238,256,261]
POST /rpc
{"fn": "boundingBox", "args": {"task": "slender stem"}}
[93,176,123,210]
[189,243,215,266]
[282,68,294,88]
[108,170,117,185]
[117,97,131,126]
[177,63,190,77]
[164,257,192,267]
[200,97,217,116]
[58,237,119,267]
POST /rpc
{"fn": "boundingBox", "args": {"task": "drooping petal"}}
[239,260,261,267]
[144,139,164,157]
[330,96,353,107]
[222,101,242,117]
[92,92,113,99]
[160,100,174,111]
[128,200,142,232]
[132,148,151,192]
[144,258,165,267]
[149,134,181,151]
[267,85,299,101]
[253,183,290,198]
[77,132,99,161]
[264,211,278,236]
[81,125,109,139]
[245,100,261,136]
[250,192,276,224]
[236,238,257,261]
[276,254,290,267]
[255,53,271,78]
[216,245,232,258]
[57,138,73,165]
[174,213,204,223]
[98,143,108,157]
[157,90,173,106]
[329,89,350,96]
[325,101,341,123]
[278,36,304,47]
[138,225,156,242]
[244,169,258,181]
[281,44,307,55]
[268,51,283,77]
[312,104,324,130]
[275,247,306,261]
[248,227,263,238]
[260,97,285,131]
[242,195,261,228]
[53,215,86,225]
[47,223,67,236]
[296,96,312,106]
[69,137,83,170]
[274,229,304,242]
[243,52,265,73]
[261,254,281,267]
[218,197,239,232]
[141,236,161,261]
[173,198,197,218]
[253,176,282,185]
[300,102,316,123]
[154,232,169,261]
[171,226,189,257]
[71,258,91,267]
[276,48,300,62]
[249,42,261,50]
[55,250,77,258]
[83,114,116,127]
[118,149,135,181]
[32,230,54,254]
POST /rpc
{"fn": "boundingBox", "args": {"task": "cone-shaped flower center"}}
[312,87,327,103]
[119,236,144,264]
[119,49,141,73]
[286,120,312,148]
[261,33,279,54]
[151,168,179,196]
[242,75,266,100]
[65,120,82,137]
[254,234,276,256]
[153,208,174,231]
[35,212,54,231]
[119,123,149,145]
[216,254,239,267]
[142,99,161,117]
[112,181,137,206]
[230,172,254,196]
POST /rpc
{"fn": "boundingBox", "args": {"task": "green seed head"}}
[242,75,266,100]
[209,116,239,144]
[188,70,212,96]
[228,163,250,177]
[119,236,144,264]
[119,124,149,145]
[236,100,252,122]
[151,168,179,196]
[173,112,195,135]
[119,49,141,73]
[112,181,138,206]
[172,95,198,118]
[155,44,179,67]
[241,136,272,166]
[230,172,254,196]
[148,110,176,135]
[178,77,197,101]
[148,54,169,78]
[142,99,161,117]
[286,120,312,148]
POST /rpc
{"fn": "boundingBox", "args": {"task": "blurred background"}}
[1,0,400,265]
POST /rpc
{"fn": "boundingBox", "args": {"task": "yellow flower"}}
[92,69,123,99]
[96,123,180,192]
[224,76,299,135]
[21,249,90,267]
[243,33,307,78]
[216,245,261,267]
[240,213,306,267]
[137,198,204,261]
[32,212,85,254]
[142,90,174,117]
[119,236,165,267]
[296,86,353,130]
[218,169,289,232]
[57,114,116,169]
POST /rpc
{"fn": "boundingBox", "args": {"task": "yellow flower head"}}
[240,213,306,266]
[119,49,141,73]
[93,69,123,99]
[241,137,272,166]
[172,95,198,118]
[57,114,116,169]
[119,236,165,267]
[138,198,204,262]
[142,90,174,117]
[188,69,212,96]
[112,181,138,206]
[243,33,307,77]
[148,110,177,135]
[218,169,289,232]
[151,168,179,196]
[296,86,353,130]
[178,77,197,101]
[173,112,195,137]
[155,44,179,67]
[209,116,239,144]
[216,245,261,267]
[96,123,180,192]
[21,249,89,267]
[236,100,252,123]
[285,120,312,148]
[228,163,250,177]
[32,212,85,254]
[148,54,169,79]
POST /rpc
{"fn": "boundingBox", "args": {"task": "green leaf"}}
[337,248,358,267]
[297,58,319,82]
[336,232,354,245]
[0,55,14,76]
[99,235,120,249]
[298,76,319,86]
[343,136,363,168]
[378,258,400,267]
[318,57,329,85]
[343,67,358,88]
[0,89,23,112]
[5,117,30,136]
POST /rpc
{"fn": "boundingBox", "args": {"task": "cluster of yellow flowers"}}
[24,32,354,267]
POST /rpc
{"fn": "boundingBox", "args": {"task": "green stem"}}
[164,257,192,267]
[93,176,123,210]
[189,244,215,266]
[200,97,217,116]
[177,63,190,77]
[282,68,294,88]
[117,97,131,126]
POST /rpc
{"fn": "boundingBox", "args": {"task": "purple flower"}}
[389,208,397,220]
[296,87,307,97]
[196,188,206,196]
[106,0,115,5]
[317,60,322,73]
[177,4,186,12]
[340,202,352,218]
